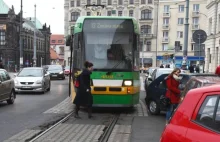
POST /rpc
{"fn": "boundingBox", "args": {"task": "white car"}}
[14,67,50,94]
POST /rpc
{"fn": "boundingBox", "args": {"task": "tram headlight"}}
[124,80,132,86]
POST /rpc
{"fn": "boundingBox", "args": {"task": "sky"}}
[4,0,64,34]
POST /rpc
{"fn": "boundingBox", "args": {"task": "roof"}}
[73,16,139,34]
[50,34,65,45]
[25,17,43,29]
[23,19,43,35]
[50,48,59,60]
[0,0,9,14]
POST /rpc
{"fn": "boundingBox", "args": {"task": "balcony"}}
[163,12,170,17]
[140,33,154,39]
[162,37,169,43]
[192,24,200,30]
[162,24,170,30]
[139,18,153,24]
[192,11,200,17]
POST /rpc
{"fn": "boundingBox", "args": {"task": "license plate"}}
[52,75,57,77]
[23,86,31,88]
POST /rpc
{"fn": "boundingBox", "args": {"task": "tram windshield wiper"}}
[106,60,123,75]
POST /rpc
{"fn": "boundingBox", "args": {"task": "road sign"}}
[192,30,207,44]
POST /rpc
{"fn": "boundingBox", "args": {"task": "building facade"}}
[158,0,207,68]
[64,0,158,67]
[0,0,51,71]
[204,0,220,73]
[50,34,65,65]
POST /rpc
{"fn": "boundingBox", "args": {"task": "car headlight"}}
[36,80,42,84]
[14,80,18,84]
[124,80,132,86]
[59,71,63,74]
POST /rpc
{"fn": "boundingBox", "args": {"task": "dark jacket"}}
[165,75,181,104]
[0,64,4,69]
[73,69,93,106]
[189,65,194,73]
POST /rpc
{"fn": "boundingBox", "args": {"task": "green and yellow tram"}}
[67,16,140,107]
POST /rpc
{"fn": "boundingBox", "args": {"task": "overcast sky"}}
[4,0,64,34]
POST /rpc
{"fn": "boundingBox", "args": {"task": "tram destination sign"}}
[83,19,133,32]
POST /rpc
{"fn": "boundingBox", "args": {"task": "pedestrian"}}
[0,60,4,69]
[189,64,194,73]
[215,65,220,76]
[165,68,181,124]
[73,61,94,119]
[160,64,164,68]
[195,64,200,73]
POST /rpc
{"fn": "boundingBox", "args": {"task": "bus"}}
[67,16,140,107]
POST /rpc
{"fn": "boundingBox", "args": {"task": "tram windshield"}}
[83,19,134,71]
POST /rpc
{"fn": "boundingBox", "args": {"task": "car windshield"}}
[156,69,173,78]
[18,69,43,77]
[48,66,62,71]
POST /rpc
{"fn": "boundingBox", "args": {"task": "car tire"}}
[148,100,160,115]
[47,82,51,91]
[7,90,15,104]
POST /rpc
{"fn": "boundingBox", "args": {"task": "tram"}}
[66,16,140,107]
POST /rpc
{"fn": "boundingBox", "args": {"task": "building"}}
[0,0,51,71]
[204,0,220,73]
[50,34,65,65]
[157,0,207,68]
[50,48,60,65]
[64,0,158,67]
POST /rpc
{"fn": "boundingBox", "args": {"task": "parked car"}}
[160,84,220,142]
[64,66,71,76]
[144,67,158,90]
[0,69,16,104]
[146,73,220,115]
[47,65,65,80]
[14,67,50,94]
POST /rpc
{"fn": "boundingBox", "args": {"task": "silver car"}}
[0,69,15,104]
[14,67,50,94]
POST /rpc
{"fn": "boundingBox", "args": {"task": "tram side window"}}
[73,33,83,69]
[133,34,139,71]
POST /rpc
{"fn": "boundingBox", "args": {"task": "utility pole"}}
[33,4,37,67]
[183,0,189,67]
[141,31,145,73]
[19,0,23,70]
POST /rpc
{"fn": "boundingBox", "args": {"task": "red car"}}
[161,84,220,142]
[64,66,71,76]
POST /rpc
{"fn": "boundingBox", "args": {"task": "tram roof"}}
[72,16,139,34]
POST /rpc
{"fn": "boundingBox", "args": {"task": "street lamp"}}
[141,31,145,73]
[19,0,23,70]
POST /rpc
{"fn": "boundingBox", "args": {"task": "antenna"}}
[85,4,105,16]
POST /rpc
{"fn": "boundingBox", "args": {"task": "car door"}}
[0,70,10,99]
[185,94,220,142]
[43,69,49,88]
[0,72,4,100]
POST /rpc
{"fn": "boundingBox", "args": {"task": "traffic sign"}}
[192,30,207,44]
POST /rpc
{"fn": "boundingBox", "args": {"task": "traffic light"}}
[170,54,174,59]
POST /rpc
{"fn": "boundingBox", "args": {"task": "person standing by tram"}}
[73,61,94,119]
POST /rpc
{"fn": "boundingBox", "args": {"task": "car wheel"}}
[47,82,51,91]
[41,84,46,94]
[7,90,15,104]
[148,100,160,115]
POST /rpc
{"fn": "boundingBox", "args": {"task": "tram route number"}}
[101,75,114,79]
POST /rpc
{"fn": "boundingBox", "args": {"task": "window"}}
[129,10,133,17]
[179,5,184,12]
[71,12,80,21]
[58,40,63,43]
[196,95,220,132]
[178,18,184,25]
[87,0,91,5]
[141,9,152,19]
[193,4,199,12]
[130,0,134,4]
[193,17,199,25]
[141,25,151,34]
[191,43,194,51]
[162,44,168,51]
[141,0,145,4]
[163,31,168,37]
[0,31,5,45]
[163,18,169,25]
[76,0,80,6]
[118,0,123,5]
[164,5,170,12]
[0,71,10,81]
[218,15,220,32]
[97,0,101,5]
[52,40,56,43]
[87,12,91,16]
[148,0,152,4]
[146,41,151,51]
[209,18,212,35]
[118,11,122,16]
[107,11,111,16]
[108,0,112,5]
[177,31,183,38]
[71,1,74,7]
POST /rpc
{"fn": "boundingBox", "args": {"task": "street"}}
[1,76,166,142]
